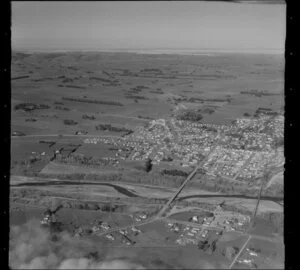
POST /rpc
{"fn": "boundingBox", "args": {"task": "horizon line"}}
[12,47,284,55]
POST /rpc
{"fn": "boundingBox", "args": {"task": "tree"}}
[63,119,77,125]
[145,158,153,172]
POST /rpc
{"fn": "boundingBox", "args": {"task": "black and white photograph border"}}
[2,0,297,269]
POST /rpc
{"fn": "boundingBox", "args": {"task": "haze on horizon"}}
[12,1,286,54]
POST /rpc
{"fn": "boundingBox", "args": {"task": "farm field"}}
[10,51,284,270]
[9,203,230,269]
[11,52,284,136]
[40,162,117,175]
[232,237,284,269]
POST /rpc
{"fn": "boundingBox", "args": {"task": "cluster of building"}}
[211,211,250,232]
[164,220,221,247]
[175,226,208,246]
[83,138,99,144]
[204,147,283,181]
[129,213,148,222]
[235,247,261,268]
[104,230,136,246]
[163,207,250,247]
[192,210,249,232]
[219,132,274,151]
[189,214,215,226]
[268,115,284,139]
[91,221,111,233]
[73,218,143,246]
[91,220,143,246]
[236,151,280,180]
[81,114,283,183]
[203,147,252,178]
[40,211,56,226]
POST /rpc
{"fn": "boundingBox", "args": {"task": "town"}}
[83,114,284,184]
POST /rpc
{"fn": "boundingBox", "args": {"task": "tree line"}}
[62,97,124,106]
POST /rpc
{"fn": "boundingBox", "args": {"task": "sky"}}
[12,1,286,53]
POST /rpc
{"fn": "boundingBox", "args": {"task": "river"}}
[12,181,283,204]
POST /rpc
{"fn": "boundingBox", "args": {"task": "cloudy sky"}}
[12,1,286,53]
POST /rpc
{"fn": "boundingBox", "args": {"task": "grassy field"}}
[237,237,285,269]
[40,162,117,175]
[76,143,118,158]
[168,210,213,221]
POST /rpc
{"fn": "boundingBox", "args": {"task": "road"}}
[157,145,217,218]
[11,134,122,139]
[265,170,283,189]
[91,215,281,247]
[100,113,149,121]
[178,194,283,205]
[163,218,282,244]
[11,129,284,249]
[233,152,256,180]
[163,218,222,232]
[95,216,160,237]
[100,244,182,248]
[156,166,201,218]
[228,235,252,269]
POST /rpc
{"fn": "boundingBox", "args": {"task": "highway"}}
[156,145,217,218]
[265,169,283,189]
[156,166,201,218]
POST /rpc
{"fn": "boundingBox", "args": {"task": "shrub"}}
[11,75,30,80]
[176,110,203,122]
[14,103,50,112]
[64,85,86,89]
[161,169,188,177]
[25,118,37,122]
[145,158,153,173]
[125,95,148,100]
[55,106,70,111]
[95,124,133,133]
[82,114,96,120]
[62,97,124,106]
[63,119,78,125]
